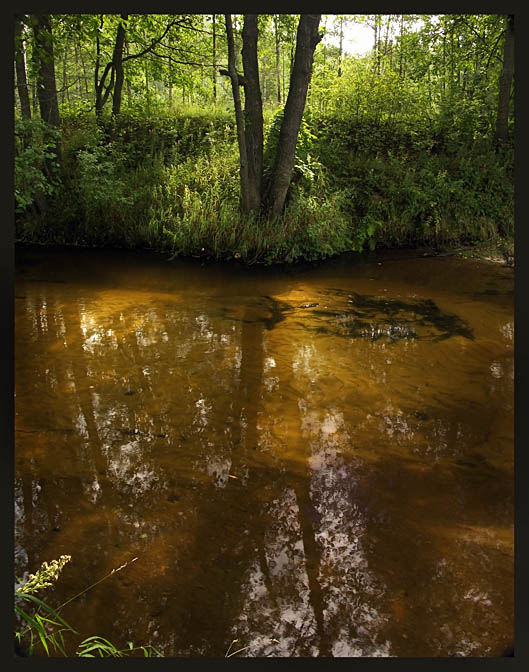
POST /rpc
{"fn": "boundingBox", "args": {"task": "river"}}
[14,245,514,657]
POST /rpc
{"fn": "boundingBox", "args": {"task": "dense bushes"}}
[307,105,514,250]
[14,102,513,263]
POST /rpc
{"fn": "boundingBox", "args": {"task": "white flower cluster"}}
[16,555,72,596]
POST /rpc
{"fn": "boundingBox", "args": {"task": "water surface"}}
[14,246,514,657]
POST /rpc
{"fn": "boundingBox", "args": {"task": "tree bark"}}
[32,14,60,128]
[95,15,114,118]
[225,14,250,213]
[265,14,321,217]
[15,17,32,119]
[382,15,391,74]
[372,16,379,74]
[338,16,343,77]
[75,41,80,100]
[31,14,61,212]
[61,45,68,105]
[242,15,264,212]
[111,14,128,119]
[495,14,514,147]
[274,15,281,104]
[212,14,217,102]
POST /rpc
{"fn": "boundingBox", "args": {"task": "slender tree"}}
[495,14,514,147]
[265,14,322,216]
[32,14,60,128]
[224,14,250,212]
[212,14,217,102]
[94,15,114,118]
[111,13,128,119]
[338,16,344,77]
[15,16,32,119]
[223,14,321,217]
[241,15,264,212]
[274,15,281,103]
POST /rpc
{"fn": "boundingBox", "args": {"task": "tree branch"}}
[147,47,216,69]
[219,68,246,86]
[101,66,115,107]
[122,18,196,63]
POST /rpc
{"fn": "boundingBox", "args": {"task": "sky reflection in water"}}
[14,249,513,657]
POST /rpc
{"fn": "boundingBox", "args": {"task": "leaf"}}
[21,593,77,632]
[15,605,43,634]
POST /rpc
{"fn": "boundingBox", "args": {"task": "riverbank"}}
[419,240,514,266]
[15,109,513,265]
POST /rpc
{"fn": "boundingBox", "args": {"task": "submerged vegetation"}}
[14,14,514,263]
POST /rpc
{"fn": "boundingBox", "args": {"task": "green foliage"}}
[263,106,322,191]
[77,636,162,658]
[15,555,163,658]
[15,555,76,656]
[15,104,513,261]
[14,10,514,263]
[14,117,61,213]
[277,191,353,262]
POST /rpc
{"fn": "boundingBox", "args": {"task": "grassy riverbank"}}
[15,107,514,265]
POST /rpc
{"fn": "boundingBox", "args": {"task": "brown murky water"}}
[14,245,514,657]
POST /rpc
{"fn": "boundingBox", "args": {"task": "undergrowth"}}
[14,555,163,658]
[14,106,514,263]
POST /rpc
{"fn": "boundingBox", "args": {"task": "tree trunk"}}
[373,16,379,74]
[75,41,80,100]
[338,16,344,77]
[262,54,267,102]
[111,14,128,119]
[225,14,250,213]
[32,14,60,128]
[212,14,217,102]
[125,39,132,106]
[265,14,321,217]
[32,82,38,116]
[495,14,514,147]
[398,15,404,79]
[31,14,61,212]
[242,15,264,212]
[79,48,89,97]
[61,46,68,105]
[94,15,115,119]
[382,15,391,74]
[282,48,286,102]
[15,17,32,119]
[274,15,281,103]
[144,65,150,111]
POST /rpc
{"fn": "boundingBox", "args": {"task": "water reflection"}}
[14,249,513,657]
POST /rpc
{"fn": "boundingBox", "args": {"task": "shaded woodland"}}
[15,13,514,260]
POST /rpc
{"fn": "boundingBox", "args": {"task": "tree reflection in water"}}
[14,254,513,657]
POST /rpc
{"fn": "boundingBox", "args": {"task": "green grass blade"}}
[15,605,42,634]
[77,635,123,657]
[21,593,77,632]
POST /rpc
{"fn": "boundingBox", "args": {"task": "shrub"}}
[14,117,61,214]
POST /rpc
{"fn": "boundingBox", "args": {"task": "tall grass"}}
[14,555,163,658]
[14,107,514,262]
